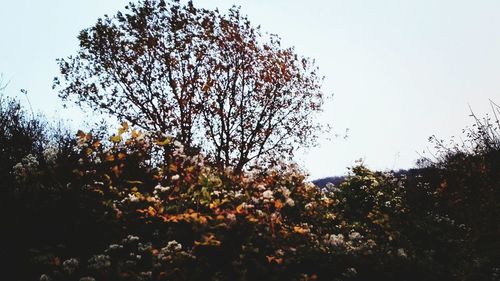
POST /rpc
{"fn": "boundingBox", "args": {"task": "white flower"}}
[171,174,180,181]
[127,193,140,202]
[397,248,408,258]
[43,146,59,165]
[173,140,184,150]
[62,258,79,274]
[326,234,345,247]
[234,190,244,198]
[226,213,236,221]
[262,190,274,200]
[279,186,291,197]
[242,203,254,209]
[12,154,39,182]
[366,239,377,248]
[348,231,362,240]
[154,184,170,192]
[166,240,183,252]
[344,267,357,277]
[347,267,357,275]
[122,235,140,244]
[88,254,111,271]
[285,198,295,207]
[106,244,123,252]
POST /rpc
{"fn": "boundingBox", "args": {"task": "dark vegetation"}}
[1,1,499,280]
[2,86,499,281]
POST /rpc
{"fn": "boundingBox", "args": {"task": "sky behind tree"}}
[1,0,499,179]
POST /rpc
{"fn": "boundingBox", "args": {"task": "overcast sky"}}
[1,0,499,179]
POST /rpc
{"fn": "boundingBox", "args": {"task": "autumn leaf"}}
[155,137,171,146]
[147,206,156,216]
[236,203,246,214]
[92,139,101,148]
[293,226,309,235]
[110,134,122,143]
[194,233,221,247]
[169,163,178,173]
[77,130,86,139]
[266,255,283,264]
[131,129,140,138]
[274,199,283,209]
[118,121,129,134]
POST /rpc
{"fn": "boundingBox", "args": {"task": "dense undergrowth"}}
[1,95,499,280]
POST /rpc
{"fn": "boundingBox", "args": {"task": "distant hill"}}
[312,168,433,189]
[312,176,346,188]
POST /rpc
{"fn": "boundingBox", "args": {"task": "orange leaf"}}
[266,256,283,264]
[274,199,283,209]
[293,226,309,235]
[169,164,178,173]
[131,129,140,138]
[92,140,101,149]
[236,203,246,214]
[266,255,274,263]
[147,206,156,216]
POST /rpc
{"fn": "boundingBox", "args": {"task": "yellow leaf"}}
[155,137,171,146]
[246,215,259,223]
[195,233,220,246]
[118,121,129,134]
[131,129,140,138]
[147,206,156,216]
[111,134,122,143]
[236,203,246,214]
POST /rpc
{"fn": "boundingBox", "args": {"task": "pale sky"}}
[1,0,500,179]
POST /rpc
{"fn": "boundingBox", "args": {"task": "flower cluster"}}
[12,154,39,183]
[27,122,492,280]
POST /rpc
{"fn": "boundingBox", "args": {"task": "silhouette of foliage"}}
[54,0,327,172]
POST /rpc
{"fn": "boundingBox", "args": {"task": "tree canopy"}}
[54,0,326,172]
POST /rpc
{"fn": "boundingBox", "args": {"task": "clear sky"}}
[1,0,500,179]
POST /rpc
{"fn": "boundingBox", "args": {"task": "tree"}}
[54,0,327,172]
